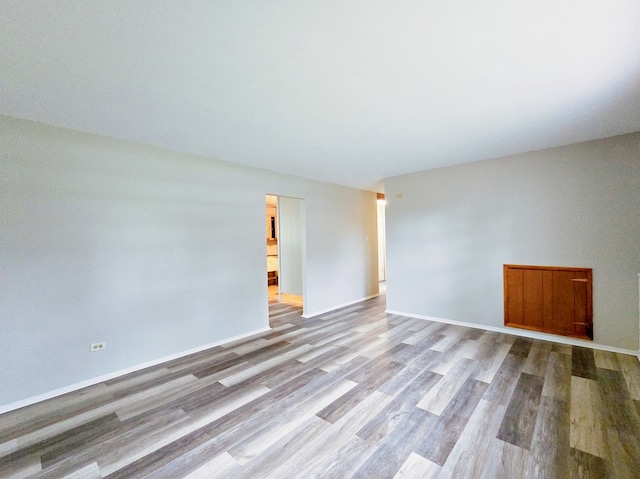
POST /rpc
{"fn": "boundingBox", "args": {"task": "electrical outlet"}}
[90,342,106,352]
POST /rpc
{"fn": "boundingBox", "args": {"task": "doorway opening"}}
[265,195,305,313]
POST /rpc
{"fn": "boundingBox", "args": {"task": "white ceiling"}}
[2,1,640,192]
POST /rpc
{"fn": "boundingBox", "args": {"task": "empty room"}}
[1,2,640,478]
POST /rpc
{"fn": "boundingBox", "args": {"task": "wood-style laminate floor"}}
[2,295,640,478]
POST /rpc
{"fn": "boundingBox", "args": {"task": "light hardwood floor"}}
[268,285,303,308]
[1,295,640,478]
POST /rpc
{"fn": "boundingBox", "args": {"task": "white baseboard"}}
[4,304,638,415]
[302,293,379,318]
[0,327,270,415]
[386,309,640,357]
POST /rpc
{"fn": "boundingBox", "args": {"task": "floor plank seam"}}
[2,296,639,478]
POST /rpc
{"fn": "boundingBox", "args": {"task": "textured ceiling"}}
[2,1,640,192]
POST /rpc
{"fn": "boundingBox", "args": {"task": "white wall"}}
[278,196,304,297]
[377,200,386,281]
[385,132,640,351]
[0,115,379,406]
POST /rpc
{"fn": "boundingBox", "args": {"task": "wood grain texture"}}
[356,369,441,444]
[593,349,620,371]
[482,352,526,406]
[497,373,544,449]
[571,345,597,380]
[266,390,392,478]
[436,399,506,479]
[1,295,639,478]
[618,353,640,401]
[570,376,606,458]
[509,337,533,358]
[521,341,551,377]
[416,357,476,415]
[570,448,609,479]
[524,396,570,479]
[522,269,544,329]
[542,351,572,401]
[504,265,593,339]
[495,441,529,479]
[351,407,435,479]
[394,452,440,479]
[416,377,488,466]
[595,367,640,479]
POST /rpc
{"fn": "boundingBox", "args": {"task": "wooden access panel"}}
[504,264,592,340]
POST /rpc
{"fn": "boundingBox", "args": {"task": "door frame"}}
[265,194,306,315]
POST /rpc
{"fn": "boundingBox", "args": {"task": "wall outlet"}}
[90,342,106,352]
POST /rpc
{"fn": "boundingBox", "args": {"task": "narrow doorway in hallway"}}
[266,195,305,314]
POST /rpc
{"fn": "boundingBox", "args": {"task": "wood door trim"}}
[504,264,592,272]
[504,264,593,340]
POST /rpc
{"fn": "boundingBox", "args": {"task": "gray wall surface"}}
[385,132,640,351]
[0,116,379,406]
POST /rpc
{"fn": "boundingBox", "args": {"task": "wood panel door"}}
[504,264,592,340]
